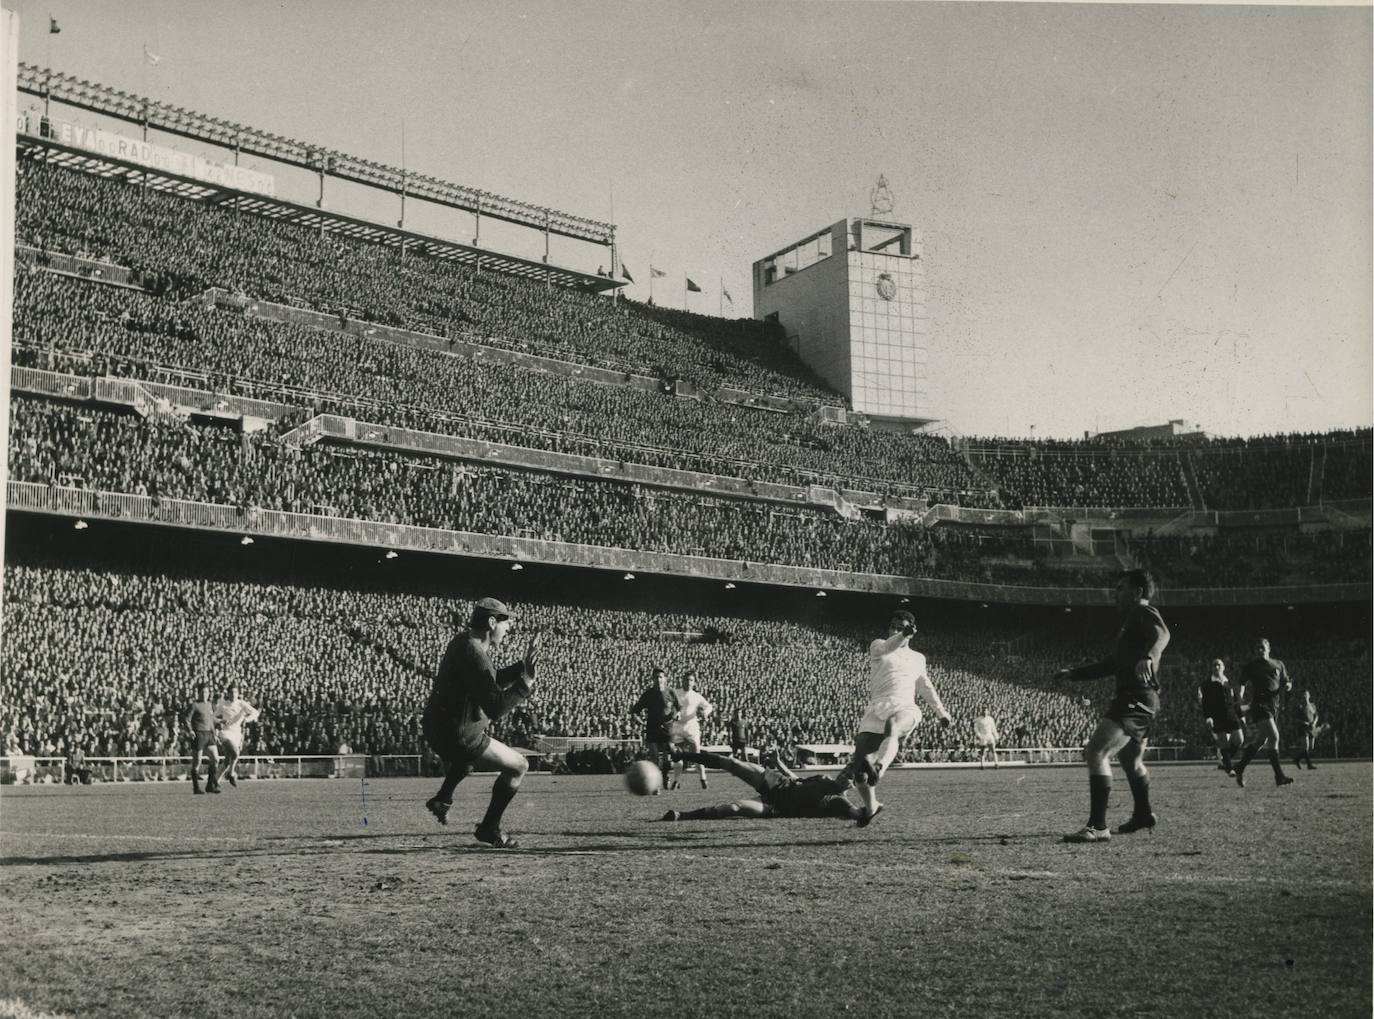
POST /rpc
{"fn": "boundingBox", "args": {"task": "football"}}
[625,760,664,796]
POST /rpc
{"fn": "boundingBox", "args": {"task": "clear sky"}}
[7,0,1371,439]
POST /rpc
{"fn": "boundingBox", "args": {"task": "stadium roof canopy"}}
[17,64,621,292]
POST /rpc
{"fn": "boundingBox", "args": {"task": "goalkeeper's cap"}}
[472,597,513,622]
[890,610,917,629]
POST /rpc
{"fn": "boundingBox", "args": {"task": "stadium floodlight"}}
[73,520,88,530]
[623,573,636,581]
[511,563,524,571]
[816,591,826,597]
[240,536,254,546]
[384,550,398,559]
[724,582,736,590]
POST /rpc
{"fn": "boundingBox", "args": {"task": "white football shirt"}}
[673,690,712,728]
[215,698,260,741]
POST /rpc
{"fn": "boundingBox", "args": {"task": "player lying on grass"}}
[657,750,861,823]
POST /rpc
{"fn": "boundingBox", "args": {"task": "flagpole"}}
[719,278,723,317]
[609,179,616,306]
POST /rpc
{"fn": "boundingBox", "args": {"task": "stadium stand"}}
[5,114,1370,778]
[3,553,1369,768]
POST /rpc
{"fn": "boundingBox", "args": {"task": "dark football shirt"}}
[1068,603,1171,698]
[1241,657,1290,706]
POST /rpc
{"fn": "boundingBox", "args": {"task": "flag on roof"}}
[49,16,61,33]
[723,288,733,304]
[685,277,702,293]
[620,263,635,284]
[650,266,667,279]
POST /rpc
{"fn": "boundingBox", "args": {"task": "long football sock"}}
[1220,748,1233,772]
[1235,743,1259,774]
[1266,748,1287,780]
[1124,769,1153,818]
[1088,774,1112,830]
[436,761,469,803]
[479,773,521,829]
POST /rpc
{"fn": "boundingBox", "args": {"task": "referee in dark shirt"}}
[1197,659,1244,776]
[1054,569,1170,842]
[629,667,676,789]
[1233,638,1295,788]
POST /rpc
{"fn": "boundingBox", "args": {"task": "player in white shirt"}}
[668,672,714,790]
[213,684,261,789]
[973,710,999,769]
[840,610,951,825]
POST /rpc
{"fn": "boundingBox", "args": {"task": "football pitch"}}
[1,763,1369,1019]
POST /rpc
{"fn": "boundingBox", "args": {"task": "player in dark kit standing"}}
[1291,688,1329,770]
[629,666,676,789]
[1054,569,1170,842]
[422,597,541,848]
[181,682,221,794]
[1233,638,1294,788]
[1198,659,1244,776]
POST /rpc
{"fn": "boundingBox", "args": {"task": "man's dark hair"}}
[1118,568,1155,600]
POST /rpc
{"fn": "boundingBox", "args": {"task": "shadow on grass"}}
[0,831,454,867]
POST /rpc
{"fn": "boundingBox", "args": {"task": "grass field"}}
[0,762,1369,1019]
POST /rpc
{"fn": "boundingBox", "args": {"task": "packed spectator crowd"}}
[3,562,1368,774]
[965,431,1373,512]
[16,161,835,402]
[17,390,1359,589]
[16,262,1369,514]
[8,395,1007,578]
[11,267,986,503]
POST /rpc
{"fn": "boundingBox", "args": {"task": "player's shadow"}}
[0,832,454,867]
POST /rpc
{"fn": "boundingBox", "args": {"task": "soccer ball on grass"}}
[625,760,664,796]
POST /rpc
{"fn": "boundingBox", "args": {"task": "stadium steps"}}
[1309,444,1327,505]
[1180,452,1206,510]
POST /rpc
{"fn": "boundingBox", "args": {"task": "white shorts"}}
[975,734,997,747]
[670,724,702,752]
[217,731,244,755]
[858,700,921,738]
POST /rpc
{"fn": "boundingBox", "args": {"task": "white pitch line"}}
[0,831,257,845]
[678,854,1370,891]
[0,998,76,1019]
